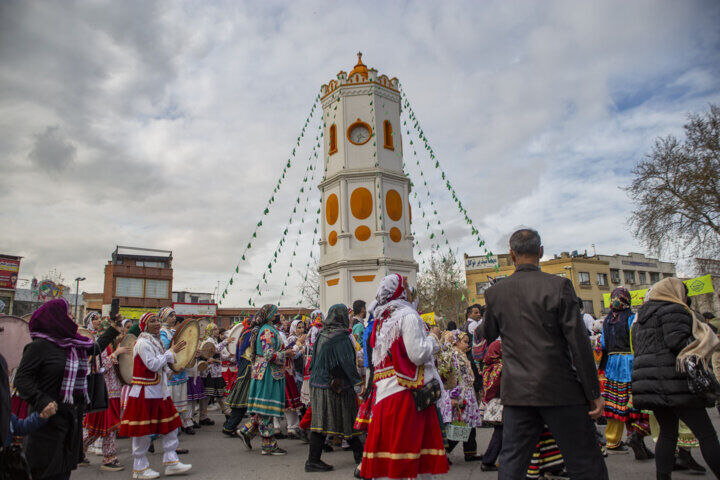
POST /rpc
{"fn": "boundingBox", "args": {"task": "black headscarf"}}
[317,304,350,346]
[0,354,10,447]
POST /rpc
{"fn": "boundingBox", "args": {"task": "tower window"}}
[383,120,394,150]
[329,124,338,155]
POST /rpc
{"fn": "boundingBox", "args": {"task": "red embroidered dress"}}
[360,302,448,479]
[119,332,182,437]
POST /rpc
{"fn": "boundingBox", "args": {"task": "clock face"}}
[348,121,371,145]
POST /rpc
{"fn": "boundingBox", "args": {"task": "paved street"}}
[72,409,720,480]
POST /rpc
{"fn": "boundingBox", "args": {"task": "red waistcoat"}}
[131,355,160,386]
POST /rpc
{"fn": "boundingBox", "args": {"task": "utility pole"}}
[74,276,86,320]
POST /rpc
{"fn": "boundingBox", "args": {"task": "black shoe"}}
[239,430,253,450]
[192,421,200,429]
[607,442,629,454]
[353,466,367,479]
[148,443,155,454]
[305,460,334,472]
[480,463,498,472]
[642,440,655,460]
[677,447,706,473]
[182,427,195,435]
[222,428,239,438]
[322,443,334,452]
[657,473,672,480]
[464,454,482,462]
[199,418,215,426]
[628,432,649,460]
[176,448,189,455]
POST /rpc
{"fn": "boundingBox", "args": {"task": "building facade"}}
[102,246,173,319]
[318,54,417,312]
[0,254,22,315]
[466,251,676,317]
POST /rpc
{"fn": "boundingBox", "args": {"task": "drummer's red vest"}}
[131,355,160,386]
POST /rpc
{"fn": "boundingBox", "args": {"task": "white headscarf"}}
[83,311,100,332]
[371,274,415,366]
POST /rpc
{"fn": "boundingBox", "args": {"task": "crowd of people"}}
[1,228,720,480]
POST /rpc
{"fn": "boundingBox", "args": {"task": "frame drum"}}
[170,319,200,373]
[115,333,137,385]
[226,322,244,356]
[0,315,31,383]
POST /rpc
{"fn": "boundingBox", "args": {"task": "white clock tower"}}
[318,53,417,312]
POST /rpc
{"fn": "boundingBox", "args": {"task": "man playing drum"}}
[119,312,191,479]
[158,307,194,435]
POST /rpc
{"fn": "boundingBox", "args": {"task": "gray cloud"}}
[1,0,719,305]
[28,126,76,172]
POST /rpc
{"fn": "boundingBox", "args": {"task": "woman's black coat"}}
[631,300,706,409]
[14,327,118,479]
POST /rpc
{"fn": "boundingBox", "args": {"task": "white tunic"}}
[129,333,176,400]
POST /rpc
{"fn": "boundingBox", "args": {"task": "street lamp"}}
[74,277,86,321]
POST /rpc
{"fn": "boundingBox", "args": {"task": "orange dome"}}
[349,52,368,79]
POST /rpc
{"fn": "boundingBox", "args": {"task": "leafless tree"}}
[628,104,720,260]
[298,258,320,309]
[416,252,469,329]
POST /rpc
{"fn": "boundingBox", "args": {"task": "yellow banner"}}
[603,275,715,308]
[420,312,436,326]
[119,307,159,320]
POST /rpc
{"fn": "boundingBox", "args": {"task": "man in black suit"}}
[482,229,608,479]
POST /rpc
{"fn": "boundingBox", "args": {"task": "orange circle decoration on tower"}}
[328,230,338,246]
[355,226,371,241]
[385,189,403,222]
[326,194,339,225]
[350,187,373,219]
[389,227,402,243]
[347,119,372,146]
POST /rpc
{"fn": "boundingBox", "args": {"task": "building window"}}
[638,271,647,284]
[663,272,673,279]
[115,259,123,265]
[582,300,595,315]
[650,272,660,283]
[329,124,337,155]
[383,120,394,150]
[578,272,591,285]
[190,295,199,303]
[624,270,635,284]
[137,261,164,268]
[145,279,169,299]
[116,277,143,297]
[475,282,490,295]
[610,269,621,284]
[597,273,608,286]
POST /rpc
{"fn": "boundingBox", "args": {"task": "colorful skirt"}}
[226,360,252,409]
[119,390,181,437]
[602,379,646,423]
[187,376,206,401]
[526,427,564,479]
[247,371,286,418]
[284,371,302,409]
[202,375,226,398]
[84,397,121,437]
[223,368,237,395]
[361,390,449,479]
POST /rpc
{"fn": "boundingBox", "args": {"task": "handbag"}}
[410,378,442,411]
[86,354,109,413]
[483,397,503,425]
[0,445,32,480]
[684,355,720,404]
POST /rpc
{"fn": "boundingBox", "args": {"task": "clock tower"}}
[318,53,417,312]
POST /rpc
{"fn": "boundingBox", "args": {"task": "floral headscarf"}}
[158,307,176,324]
[138,312,156,332]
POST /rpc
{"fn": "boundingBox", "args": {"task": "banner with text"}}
[603,275,715,308]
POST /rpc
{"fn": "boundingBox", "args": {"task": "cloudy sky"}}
[2,0,719,305]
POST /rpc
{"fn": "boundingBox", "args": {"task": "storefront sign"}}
[465,255,498,271]
[603,275,715,308]
[173,302,217,317]
[119,307,159,320]
[0,257,21,290]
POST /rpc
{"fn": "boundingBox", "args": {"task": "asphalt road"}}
[73,408,720,480]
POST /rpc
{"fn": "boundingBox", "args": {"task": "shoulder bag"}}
[684,355,720,404]
[86,354,109,413]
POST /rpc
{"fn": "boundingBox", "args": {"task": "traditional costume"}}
[223,321,254,435]
[301,310,323,405]
[445,330,483,461]
[360,274,449,480]
[601,287,651,457]
[199,324,231,422]
[82,315,123,470]
[158,308,192,432]
[118,313,190,479]
[306,304,364,472]
[239,304,287,455]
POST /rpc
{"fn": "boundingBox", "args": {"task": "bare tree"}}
[298,258,320,309]
[416,252,469,329]
[628,104,720,259]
